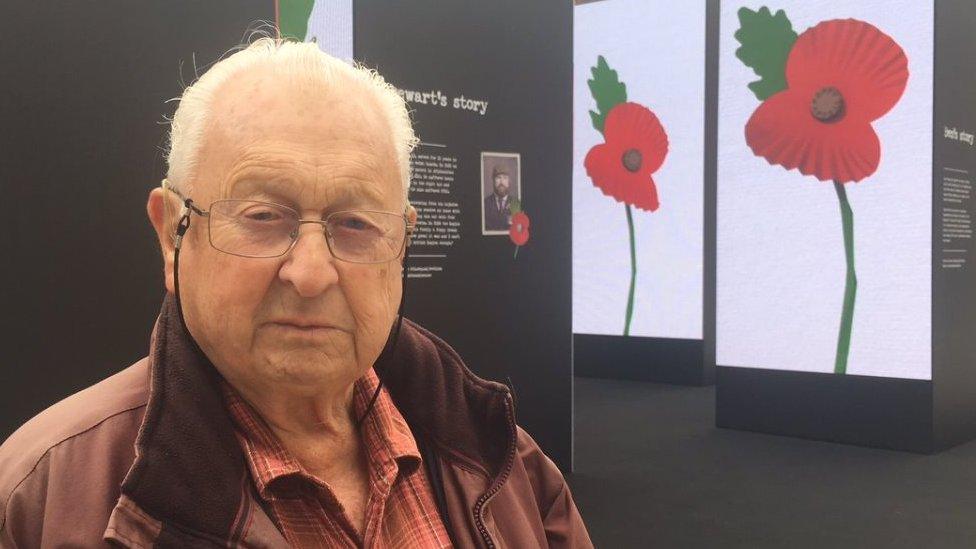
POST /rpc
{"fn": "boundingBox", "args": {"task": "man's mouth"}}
[266,319,347,333]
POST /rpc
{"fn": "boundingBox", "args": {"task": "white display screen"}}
[303,0,353,60]
[573,0,706,339]
[717,1,933,379]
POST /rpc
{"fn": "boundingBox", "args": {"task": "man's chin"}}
[260,353,358,388]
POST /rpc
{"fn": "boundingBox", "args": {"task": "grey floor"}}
[567,377,976,548]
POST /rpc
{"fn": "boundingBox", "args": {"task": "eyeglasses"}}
[162,180,413,264]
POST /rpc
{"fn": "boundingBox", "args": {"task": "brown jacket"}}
[0,296,592,548]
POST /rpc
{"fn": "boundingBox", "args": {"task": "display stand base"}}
[575,334,711,386]
[716,366,939,453]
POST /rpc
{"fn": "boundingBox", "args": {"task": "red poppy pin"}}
[583,56,670,336]
[508,198,530,258]
[735,7,909,373]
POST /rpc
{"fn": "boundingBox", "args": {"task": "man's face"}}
[173,67,406,397]
[493,174,510,197]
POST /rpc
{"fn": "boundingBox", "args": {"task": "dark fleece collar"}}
[120,294,514,541]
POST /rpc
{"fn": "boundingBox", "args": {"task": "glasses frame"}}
[162,179,414,264]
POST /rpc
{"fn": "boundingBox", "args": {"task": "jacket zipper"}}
[472,394,518,549]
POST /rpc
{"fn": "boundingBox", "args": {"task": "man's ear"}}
[147,187,177,294]
[406,203,418,227]
[406,203,418,246]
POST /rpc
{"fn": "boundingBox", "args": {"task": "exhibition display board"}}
[7,0,976,468]
[715,0,976,452]
[572,0,718,384]
[281,0,575,468]
[0,0,275,441]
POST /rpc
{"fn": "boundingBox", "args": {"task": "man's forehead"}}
[223,159,392,205]
[209,67,388,142]
[192,65,401,203]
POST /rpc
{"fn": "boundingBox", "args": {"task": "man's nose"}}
[277,224,340,298]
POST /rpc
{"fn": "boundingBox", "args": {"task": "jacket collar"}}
[376,318,515,477]
[117,293,515,540]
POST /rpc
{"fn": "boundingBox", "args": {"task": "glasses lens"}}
[327,211,406,263]
[209,200,299,258]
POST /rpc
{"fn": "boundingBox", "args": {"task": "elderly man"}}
[0,38,591,548]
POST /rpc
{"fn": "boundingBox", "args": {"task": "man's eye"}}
[242,209,281,222]
[338,217,370,231]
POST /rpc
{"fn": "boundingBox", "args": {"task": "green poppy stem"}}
[623,204,637,336]
[833,181,857,374]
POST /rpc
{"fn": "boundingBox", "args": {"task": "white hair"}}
[165,36,417,199]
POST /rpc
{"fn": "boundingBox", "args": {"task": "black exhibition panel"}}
[354,0,575,469]
[0,1,274,440]
[932,0,976,451]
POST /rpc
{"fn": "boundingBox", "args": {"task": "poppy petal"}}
[510,229,529,246]
[584,142,623,200]
[512,212,530,231]
[786,19,908,122]
[604,102,669,173]
[746,90,881,183]
[509,213,530,245]
[586,142,660,211]
[626,174,660,212]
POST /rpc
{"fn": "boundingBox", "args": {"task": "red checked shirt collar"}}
[219,369,452,548]
[220,369,421,501]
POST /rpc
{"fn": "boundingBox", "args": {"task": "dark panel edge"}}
[716,366,934,453]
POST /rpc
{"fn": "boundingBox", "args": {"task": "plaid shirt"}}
[221,370,452,548]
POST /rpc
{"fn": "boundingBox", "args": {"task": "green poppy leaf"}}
[587,56,627,134]
[508,198,522,215]
[734,6,798,101]
[279,0,316,42]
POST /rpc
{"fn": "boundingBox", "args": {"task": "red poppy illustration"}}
[583,56,670,336]
[510,211,530,246]
[584,102,669,212]
[745,19,909,183]
[507,199,530,259]
[735,8,909,374]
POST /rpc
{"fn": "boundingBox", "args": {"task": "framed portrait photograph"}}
[480,151,522,235]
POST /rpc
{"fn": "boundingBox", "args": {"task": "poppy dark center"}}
[622,148,642,172]
[811,86,845,123]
